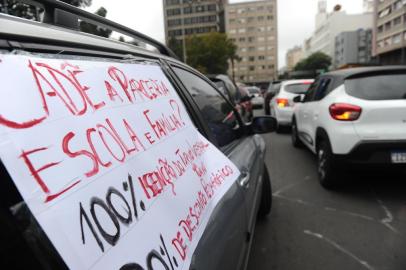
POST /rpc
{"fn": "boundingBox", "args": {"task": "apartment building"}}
[286,46,304,71]
[163,0,226,44]
[335,29,374,68]
[303,1,373,63]
[373,0,406,64]
[225,0,278,83]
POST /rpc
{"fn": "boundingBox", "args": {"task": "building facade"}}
[163,0,226,44]
[373,0,406,65]
[335,29,374,68]
[286,46,303,71]
[364,0,375,12]
[304,0,373,64]
[225,0,278,83]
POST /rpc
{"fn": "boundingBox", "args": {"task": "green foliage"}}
[80,7,112,38]
[186,32,238,74]
[167,36,184,61]
[294,52,332,72]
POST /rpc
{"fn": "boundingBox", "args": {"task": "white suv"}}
[270,79,313,131]
[291,67,406,188]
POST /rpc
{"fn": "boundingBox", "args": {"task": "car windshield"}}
[247,88,260,94]
[284,83,311,94]
[345,73,406,100]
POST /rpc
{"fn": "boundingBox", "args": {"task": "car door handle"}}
[238,170,250,188]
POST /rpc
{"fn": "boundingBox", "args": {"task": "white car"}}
[291,67,406,188]
[270,79,313,131]
[246,86,264,108]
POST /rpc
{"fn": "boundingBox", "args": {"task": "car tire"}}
[291,118,303,148]
[317,139,340,189]
[258,164,272,218]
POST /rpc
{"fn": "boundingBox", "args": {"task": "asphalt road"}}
[247,127,406,270]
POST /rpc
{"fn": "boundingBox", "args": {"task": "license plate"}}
[391,152,406,163]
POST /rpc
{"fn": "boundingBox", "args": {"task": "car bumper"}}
[335,140,406,167]
[274,107,294,126]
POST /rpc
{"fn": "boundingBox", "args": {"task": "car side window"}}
[303,80,319,102]
[173,67,242,148]
[314,78,331,101]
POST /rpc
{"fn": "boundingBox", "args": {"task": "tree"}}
[0,0,92,20]
[185,32,238,74]
[80,7,112,38]
[294,52,332,72]
[167,36,184,61]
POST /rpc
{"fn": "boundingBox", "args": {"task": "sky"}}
[85,0,364,69]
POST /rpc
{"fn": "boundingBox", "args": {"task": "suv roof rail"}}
[10,0,178,59]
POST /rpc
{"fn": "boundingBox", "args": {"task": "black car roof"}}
[323,66,406,80]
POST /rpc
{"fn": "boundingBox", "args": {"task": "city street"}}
[248,125,406,270]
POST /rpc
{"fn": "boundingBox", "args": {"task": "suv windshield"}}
[284,83,311,94]
[345,73,406,100]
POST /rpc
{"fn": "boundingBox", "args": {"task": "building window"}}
[166,0,180,6]
[258,55,265,60]
[239,37,246,42]
[267,15,273,20]
[238,28,246,33]
[393,33,402,44]
[248,46,255,51]
[168,29,182,37]
[394,16,402,25]
[248,36,255,42]
[258,46,265,51]
[184,6,192,14]
[258,37,265,42]
[258,16,264,21]
[229,18,236,24]
[167,8,181,16]
[258,26,265,32]
[249,56,255,61]
[229,29,236,34]
[249,66,255,71]
[385,21,391,31]
[168,18,181,26]
[237,8,246,14]
[394,0,402,10]
[247,17,254,23]
[379,7,391,18]
[208,4,216,11]
[378,25,384,33]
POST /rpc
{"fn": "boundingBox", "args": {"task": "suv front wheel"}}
[317,139,340,189]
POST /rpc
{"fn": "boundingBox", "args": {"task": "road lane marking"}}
[303,230,375,270]
[272,176,311,196]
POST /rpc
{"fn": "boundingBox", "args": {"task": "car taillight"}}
[329,103,362,121]
[276,98,290,108]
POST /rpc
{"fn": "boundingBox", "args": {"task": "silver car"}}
[246,86,264,109]
[0,1,275,270]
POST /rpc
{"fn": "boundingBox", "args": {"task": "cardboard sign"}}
[0,55,240,269]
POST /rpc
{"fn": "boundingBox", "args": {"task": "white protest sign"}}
[0,54,240,270]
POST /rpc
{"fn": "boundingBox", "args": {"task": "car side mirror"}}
[249,116,277,134]
[293,95,304,103]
